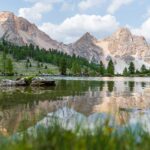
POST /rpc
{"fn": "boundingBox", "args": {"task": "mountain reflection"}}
[0,79,150,135]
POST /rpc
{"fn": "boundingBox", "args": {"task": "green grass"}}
[0,122,150,150]
[0,52,60,76]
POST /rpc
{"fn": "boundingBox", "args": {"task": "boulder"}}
[1,79,16,86]
[0,77,55,87]
[31,77,55,86]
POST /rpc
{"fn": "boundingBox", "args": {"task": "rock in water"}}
[0,77,55,87]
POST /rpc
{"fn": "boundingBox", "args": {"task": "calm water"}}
[1,77,150,135]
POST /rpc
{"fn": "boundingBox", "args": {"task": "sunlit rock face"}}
[68,32,103,63]
[97,28,150,58]
[0,11,69,53]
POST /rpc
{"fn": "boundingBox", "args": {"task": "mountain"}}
[96,28,150,61]
[68,32,103,63]
[0,11,150,73]
[0,11,69,53]
[94,28,150,72]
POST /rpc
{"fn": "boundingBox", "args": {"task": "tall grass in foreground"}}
[0,123,150,150]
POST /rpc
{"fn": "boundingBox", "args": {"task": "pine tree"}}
[25,61,29,69]
[37,61,40,68]
[6,58,13,75]
[99,61,105,76]
[128,62,135,74]
[141,64,146,73]
[71,61,81,75]
[123,67,128,76]
[107,59,115,76]
[45,65,48,69]
[59,58,67,75]
[2,49,7,75]
[29,62,32,67]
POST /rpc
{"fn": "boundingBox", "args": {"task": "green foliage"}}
[0,123,150,150]
[6,58,14,75]
[24,76,35,85]
[99,61,105,76]
[0,40,100,76]
[123,67,128,76]
[45,65,48,69]
[107,59,115,76]
[59,58,67,75]
[71,61,81,75]
[129,62,135,74]
[141,64,147,73]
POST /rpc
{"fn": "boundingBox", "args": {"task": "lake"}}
[0,77,150,135]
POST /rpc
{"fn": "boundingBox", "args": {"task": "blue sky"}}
[1,0,150,43]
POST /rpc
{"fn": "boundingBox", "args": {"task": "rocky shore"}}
[0,77,56,87]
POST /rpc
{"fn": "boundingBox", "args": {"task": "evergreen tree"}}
[128,62,135,74]
[37,61,40,68]
[2,49,7,75]
[6,58,13,75]
[99,61,105,76]
[25,61,29,69]
[71,61,81,75]
[59,58,67,75]
[141,64,146,73]
[123,67,128,76]
[107,59,115,75]
[45,65,48,69]
[29,62,32,67]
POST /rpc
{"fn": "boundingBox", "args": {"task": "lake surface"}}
[1,77,150,135]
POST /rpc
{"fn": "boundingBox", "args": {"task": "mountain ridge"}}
[0,11,150,73]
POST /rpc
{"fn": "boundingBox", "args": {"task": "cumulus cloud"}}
[39,14,119,43]
[19,0,63,22]
[18,2,52,22]
[78,0,103,10]
[131,18,150,41]
[107,0,134,14]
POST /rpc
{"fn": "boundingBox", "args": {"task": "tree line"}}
[0,40,150,76]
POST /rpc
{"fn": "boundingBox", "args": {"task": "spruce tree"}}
[141,64,146,73]
[71,61,81,75]
[59,58,67,75]
[107,59,115,76]
[123,67,128,76]
[6,58,13,75]
[99,61,105,76]
[2,49,7,75]
[128,62,135,74]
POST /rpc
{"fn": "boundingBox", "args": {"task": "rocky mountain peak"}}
[0,11,16,23]
[76,32,97,44]
[111,27,133,42]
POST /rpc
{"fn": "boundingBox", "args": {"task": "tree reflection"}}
[128,81,135,92]
[141,82,146,88]
[99,81,105,91]
[107,81,114,93]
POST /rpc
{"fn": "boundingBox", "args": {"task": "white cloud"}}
[39,14,119,43]
[19,0,63,22]
[78,0,103,10]
[131,18,150,41]
[18,2,52,22]
[107,0,134,14]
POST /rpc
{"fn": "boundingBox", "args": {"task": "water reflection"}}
[128,81,135,92]
[107,81,114,93]
[0,79,150,135]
